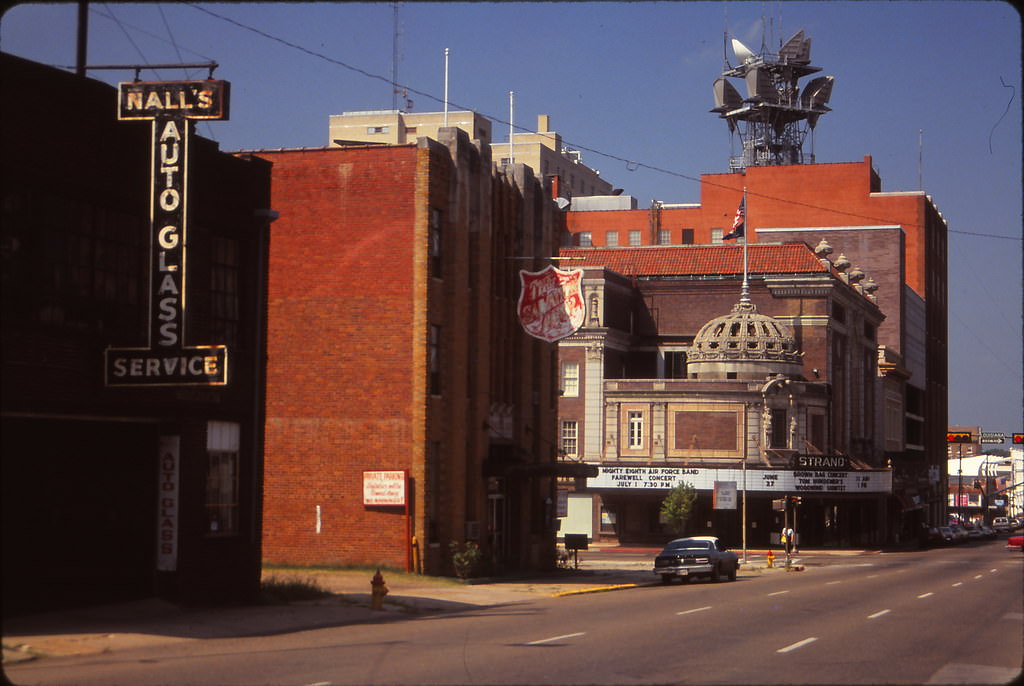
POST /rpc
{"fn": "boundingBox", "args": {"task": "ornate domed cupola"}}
[688,299,802,380]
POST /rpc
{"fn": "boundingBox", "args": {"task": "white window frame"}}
[606,231,619,247]
[628,230,642,246]
[561,361,579,397]
[628,411,644,449]
[561,420,578,458]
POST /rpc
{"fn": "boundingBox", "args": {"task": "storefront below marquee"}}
[558,465,893,549]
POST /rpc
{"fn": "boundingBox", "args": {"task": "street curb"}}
[550,583,645,597]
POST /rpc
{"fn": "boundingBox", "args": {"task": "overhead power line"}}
[177,2,1018,242]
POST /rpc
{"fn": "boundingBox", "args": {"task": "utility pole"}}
[76,1,88,77]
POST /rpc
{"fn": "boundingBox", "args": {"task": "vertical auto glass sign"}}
[105,80,230,386]
[517,266,585,343]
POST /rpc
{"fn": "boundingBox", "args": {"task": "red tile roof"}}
[558,244,827,277]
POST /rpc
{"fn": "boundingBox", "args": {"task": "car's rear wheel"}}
[728,564,737,581]
[709,563,720,582]
[660,574,673,585]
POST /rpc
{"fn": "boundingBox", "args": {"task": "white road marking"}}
[767,590,789,596]
[826,580,842,585]
[918,592,934,599]
[526,632,585,646]
[952,582,963,587]
[778,637,817,653]
[867,574,879,578]
[677,606,712,615]
[990,568,997,573]
[868,609,891,619]
[973,574,983,580]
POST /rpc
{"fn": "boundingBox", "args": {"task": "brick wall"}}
[257,146,420,568]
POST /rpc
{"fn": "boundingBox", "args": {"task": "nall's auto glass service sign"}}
[517,266,585,343]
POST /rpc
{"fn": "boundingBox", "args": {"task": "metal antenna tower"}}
[711,29,835,171]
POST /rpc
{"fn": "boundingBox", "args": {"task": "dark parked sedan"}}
[653,536,739,584]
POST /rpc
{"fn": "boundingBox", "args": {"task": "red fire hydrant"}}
[766,550,775,568]
[370,569,388,610]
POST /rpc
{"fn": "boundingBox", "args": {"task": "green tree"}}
[660,481,698,536]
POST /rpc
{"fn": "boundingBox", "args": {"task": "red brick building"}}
[253,128,578,576]
[554,241,896,547]
[563,157,948,537]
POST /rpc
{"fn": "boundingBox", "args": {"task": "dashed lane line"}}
[677,606,712,616]
[868,609,891,619]
[525,632,585,646]
[767,590,789,596]
[917,592,934,599]
[777,637,817,653]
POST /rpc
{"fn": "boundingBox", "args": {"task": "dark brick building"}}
[2,54,272,611]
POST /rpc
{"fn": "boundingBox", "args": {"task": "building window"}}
[561,420,578,458]
[770,408,788,448]
[658,229,671,245]
[429,207,442,278]
[429,324,441,395]
[206,421,240,536]
[628,411,644,449]
[680,228,695,244]
[210,235,239,346]
[405,126,417,134]
[628,230,642,246]
[367,126,389,134]
[561,361,580,397]
[833,302,846,323]
[664,351,688,379]
[711,228,724,243]
[606,231,619,247]
[578,232,592,247]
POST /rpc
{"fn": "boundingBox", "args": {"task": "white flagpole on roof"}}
[740,186,750,303]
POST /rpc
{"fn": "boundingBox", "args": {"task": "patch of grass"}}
[258,575,333,604]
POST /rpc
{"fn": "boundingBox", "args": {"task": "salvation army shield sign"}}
[517,266,585,342]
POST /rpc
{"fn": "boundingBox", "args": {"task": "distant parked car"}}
[949,524,969,543]
[965,525,984,541]
[653,536,740,584]
[937,527,955,544]
[992,517,1013,533]
[979,525,997,539]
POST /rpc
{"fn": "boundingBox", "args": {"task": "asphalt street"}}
[4,541,1021,685]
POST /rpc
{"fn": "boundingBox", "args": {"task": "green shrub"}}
[449,540,483,579]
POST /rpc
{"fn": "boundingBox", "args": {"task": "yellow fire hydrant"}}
[766,550,775,568]
[370,569,388,610]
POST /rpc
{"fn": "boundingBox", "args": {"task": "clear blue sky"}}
[2,1,1021,437]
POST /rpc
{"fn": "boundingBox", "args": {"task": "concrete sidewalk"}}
[2,550,857,665]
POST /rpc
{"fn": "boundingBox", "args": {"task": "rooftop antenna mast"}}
[711,27,835,171]
[391,2,409,111]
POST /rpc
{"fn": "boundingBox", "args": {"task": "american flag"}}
[723,198,745,240]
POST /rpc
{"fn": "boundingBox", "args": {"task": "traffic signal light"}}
[1013,433,1024,445]
[946,432,972,443]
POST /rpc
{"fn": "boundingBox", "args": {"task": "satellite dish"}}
[731,38,756,64]
[779,29,811,63]
[744,66,777,102]
[800,75,835,109]
[713,77,743,111]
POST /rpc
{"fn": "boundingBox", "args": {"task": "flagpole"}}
[740,187,749,303]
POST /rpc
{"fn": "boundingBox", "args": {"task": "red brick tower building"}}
[253,128,573,575]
